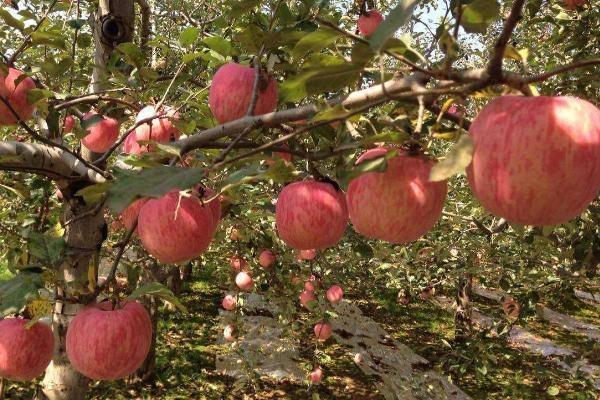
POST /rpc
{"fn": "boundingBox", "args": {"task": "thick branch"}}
[0,141,107,183]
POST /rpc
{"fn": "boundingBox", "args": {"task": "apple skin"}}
[80,112,120,153]
[309,366,323,383]
[314,321,332,341]
[235,271,253,291]
[347,147,447,243]
[0,68,36,125]
[137,190,217,264]
[222,294,237,311]
[120,198,148,233]
[297,249,317,261]
[326,285,343,305]
[223,324,235,342]
[65,301,152,380]
[63,115,75,133]
[209,63,278,124]
[467,96,600,226]
[123,105,180,155]
[354,353,364,364]
[276,180,348,250]
[0,319,54,381]
[357,10,383,36]
[258,250,275,268]
[299,290,316,308]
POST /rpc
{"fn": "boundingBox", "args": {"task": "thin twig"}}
[524,59,600,84]
[95,221,137,297]
[487,0,526,79]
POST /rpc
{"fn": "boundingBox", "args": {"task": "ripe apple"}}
[209,62,278,124]
[63,115,75,133]
[229,255,248,271]
[326,285,343,305]
[0,67,36,125]
[564,0,586,9]
[467,96,600,226]
[223,324,235,341]
[297,249,317,261]
[80,112,120,153]
[137,190,217,263]
[123,105,180,155]
[0,319,54,381]
[266,144,293,165]
[66,301,152,380]
[309,366,323,383]
[354,352,364,364]
[357,10,383,36]
[258,250,275,268]
[299,290,316,308]
[347,147,447,243]
[314,321,332,341]
[222,294,237,311]
[276,180,348,250]
[120,198,148,233]
[235,271,253,291]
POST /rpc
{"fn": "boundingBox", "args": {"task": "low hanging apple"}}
[297,249,317,261]
[347,147,447,243]
[299,290,316,308]
[357,10,383,36]
[314,321,332,341]
[326,285,343,305]
[467,96,600,226]
[137,189,219,264]
[66,301,152,380]
[80,112,120,153]
[309,366,323,384]
[120,198,148,233]
[209,62,278,124]
[235,271,253,291]
[0,319,54,381]
[0,67,36,125]
[123,105,180,155]
[258,250,275,268]
[63,115,75,133]
[222,294,237,311]
[276,180,348,250]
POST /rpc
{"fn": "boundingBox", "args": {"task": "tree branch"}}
[487,0,526,79]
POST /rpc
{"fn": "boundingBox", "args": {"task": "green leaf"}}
[291,28,340,60]
[106,167,205,213]
[67,18,87,30]
[460,0,500,34]
[128,282,188,313]
[28,232,65,266]
[369,0,422,52]
[0,273,43,317]
[202,36,232,57]
[116,42,144,68]
[179,27,200,47]
[337,150,397,188]
[359,131,409,145]
[26,89,55,106]
[0,182,30,198]
[0,8,25,31]
[75,182,112,204]
[312,104,351,122]
[30,31,66,50]
[280,64,362,103]
[429,135,474,182]
[182,52,204,64]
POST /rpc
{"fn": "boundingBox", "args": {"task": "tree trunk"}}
[454,273,473,343]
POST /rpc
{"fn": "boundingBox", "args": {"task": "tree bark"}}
[454,273,473,343]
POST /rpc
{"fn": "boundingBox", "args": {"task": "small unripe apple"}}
[357,10,383,36]
[223,324,235,342]
[229,255,248,271]
[222,294,237,311]
[276,180,348,250]
[297,249,317,261]
[258,250,275,268]
[299,290,316,308]
[63,115,75,133]
[309,366,323,383]
[347,147,447,243]
[467,96,600,226]
[81,112,120,153]
[209,62,278,124]
[326,285,343,305]
[123,105,180,155]
[66,301,152,380]
[0,319,54,381]
[314,321,332,341]
[235,271,253,291]
[0,67,36,125]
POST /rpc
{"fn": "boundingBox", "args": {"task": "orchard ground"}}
[3,261,598,400]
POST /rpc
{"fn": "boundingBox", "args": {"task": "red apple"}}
[80,112,120,153]
[235,271,253,291]
[314,321,332,341]
[299,290,316,308]
[222,294,237,311]
[120,198,148,232]
[0,319,54,381]
[223,324,235,341]
[564,0,586,9]
[229,255,248,271]
[326,285,343,305]
[63,115,75,133]
[258,250,275,268]
[276,180,348,250]
[0,68,36,125]
[209,62,278,124]
[467,96,600,226]
[123,105,180,155]
[297,249,317,261]
[309,366,323,383]
[357,10,383,36]
[347,147,447,243]
[137,190,217,263]
[66,301,152,380]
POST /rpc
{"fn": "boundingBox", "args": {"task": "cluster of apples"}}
[0,301,151,382]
